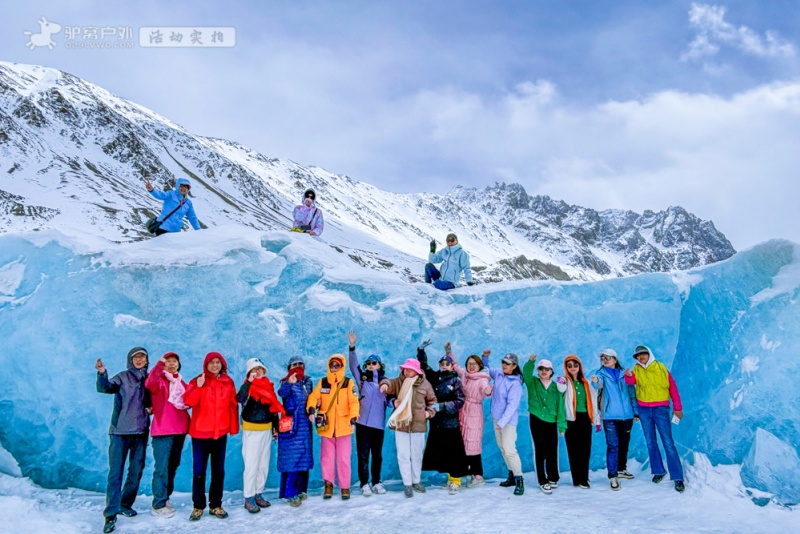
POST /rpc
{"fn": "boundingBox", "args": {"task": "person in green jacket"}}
[522,354,566,495]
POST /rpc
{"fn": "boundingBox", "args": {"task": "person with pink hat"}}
[379,353,437,498]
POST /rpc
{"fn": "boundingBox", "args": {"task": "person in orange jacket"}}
[306,354,360,500]
[183,352,239,521]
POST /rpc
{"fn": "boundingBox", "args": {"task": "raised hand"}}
[288,374,298,385]
[248,372,256,383]
[529,354,537,361]
[348,330,357,347]
[444,342,451,352]
[197,374,206,387]
[482,349,491,357]
[591,375,599,383]
[95,358,106,373]
[144,179,153,192]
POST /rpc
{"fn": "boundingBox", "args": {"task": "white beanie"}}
[245,358,267,375]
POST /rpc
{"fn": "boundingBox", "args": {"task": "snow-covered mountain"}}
[0,62,735,281]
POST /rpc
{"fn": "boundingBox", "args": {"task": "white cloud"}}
[682,3,795,61]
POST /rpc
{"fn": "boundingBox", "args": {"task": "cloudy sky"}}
[4,1,799,249]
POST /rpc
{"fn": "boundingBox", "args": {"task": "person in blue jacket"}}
[95,347,151,533]
[145,177,201,235]
[425,233,474,290]
[589,348,637,491]
[277,356,315,507]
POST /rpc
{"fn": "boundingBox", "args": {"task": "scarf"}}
[164,371,188,410]
[282,366,305,383]
[387,376,417,430]
[248,377,286,416]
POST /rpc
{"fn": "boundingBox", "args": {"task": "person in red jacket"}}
[145,352,191,518]
[183,352,239,521]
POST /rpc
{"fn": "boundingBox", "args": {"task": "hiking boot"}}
[372,482,387,494]
[118,507,137,517]
[254,494,271,508]
[618,470,634,479]
[189,508,203,521]
[209,507,228,519]
[448,483,461,495]
[361,484,372,497]
[549,480,559,489]
[610,477,620,491]
[513,476,524,496]
[467,476,485,488]
[288,496,302,507]
[151,506,175,518]
[499,470,515,487]
[652,474,666,484]
[675,480,685,493]
[103,516,116,533]
[244,497,259,514]
[411,483,427,493]
[341,488,350,500]
[299,492,308,501]
[404,485,413,498]
[323,481,334,499]
[539,482,552,495]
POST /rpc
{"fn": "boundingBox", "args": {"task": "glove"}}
[467,281,475,286]
[430,240,436,253]
[556,376,566,385]
[350,417,357,425]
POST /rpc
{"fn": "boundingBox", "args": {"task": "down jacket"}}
[428,243,473,285]
[277,375,314,473]
[452,356,490,455]
[96,346,151,435]
[306,354,360,438]
[145,355,190,436]
[183,352,239,440]
[379,374,437,434]
[149,177,200,232]
[417,348,465,430]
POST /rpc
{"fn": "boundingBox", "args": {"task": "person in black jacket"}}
[417,344,469,494]
[95,347,151,534]
[237,358,286,513]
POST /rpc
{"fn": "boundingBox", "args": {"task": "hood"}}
[301,189,316,207]
[126,346,149,373]
[326,353,346,384]
[176,178,192,191]
[447,243,462,254]
[203,351,229,377]
[563,354,585,378]
[634,345,656,369]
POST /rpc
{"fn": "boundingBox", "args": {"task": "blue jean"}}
[104,433,148,518]
[638,405,683,481]
[603,418,633,478]
[192,435,227,510]
[151,434,186,508]
[424,263,455,290]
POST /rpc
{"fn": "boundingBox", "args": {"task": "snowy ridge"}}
[0,61,734,282]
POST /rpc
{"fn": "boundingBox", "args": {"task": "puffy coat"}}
[183,352,239,440]
[380,374,437,433]
[96,346,151,435]
[483,355,523,429]
[522,359,567,433]
[292,196,324,235]
[624,346,682,410]
[428,243,472,285]
[277,375,314,473]
[590,365,637,420]
[149,177,201,232]
[453,358,490,455]
[145,356,190,436]
[348,349,388,429]
[306,354,360,438]
[417,349,465,430]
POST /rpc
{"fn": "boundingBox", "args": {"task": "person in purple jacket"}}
[291,188,324,236]
[347,330,390,496]
[482,349,525,496]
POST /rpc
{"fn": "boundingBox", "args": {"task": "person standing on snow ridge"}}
[237,358,286,513]
[183,352,239,521]
[291,188,324,236]
[589,348,637,491]
[95,347,151,534]
[624,345,686,493]
[346,331,390,497]
[145,352,190,518]
[562,354,601,489]
[424,233,474,290]
[145,177,201,235]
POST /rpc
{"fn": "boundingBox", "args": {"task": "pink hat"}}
[537,359,554,370]
[399,358,423,376]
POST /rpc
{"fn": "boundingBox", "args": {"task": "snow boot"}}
[404,485,413,498]
[118,507,137,517]
[652,474,666,484]
[244,497,259,513]
[499,470,515,487]
[323,481,334,499]
[103,516,116,533]
[255,494,271,508]
[675,480,685,493]
[513,476,524,496]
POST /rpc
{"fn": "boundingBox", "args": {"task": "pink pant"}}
[320,434,352,489]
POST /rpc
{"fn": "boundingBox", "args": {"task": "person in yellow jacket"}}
[306,354,360,500]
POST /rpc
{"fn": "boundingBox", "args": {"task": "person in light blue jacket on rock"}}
[425,233,474,290]
[145,177,201,235]
[589,348,638,491]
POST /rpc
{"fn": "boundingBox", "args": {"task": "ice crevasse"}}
[0,228,798,504]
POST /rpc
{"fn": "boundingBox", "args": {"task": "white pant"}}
[242,430,272,498]
[395,431,425,485]
[493,420,522,476]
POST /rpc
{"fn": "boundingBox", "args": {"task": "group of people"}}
[95,336,686,532]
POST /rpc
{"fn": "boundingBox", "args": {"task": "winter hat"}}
[600,348,618,359]
[162,351,181,371]
[399,358,423,376]
[537,359,554,370]
[365,354,382,364]
[128,346,148,360]
[246,357,267,375]
[502,353,519,366]
[439,355,455,365]
[287,355,305,369]
[446,233,458,243]
[633,345,650,357]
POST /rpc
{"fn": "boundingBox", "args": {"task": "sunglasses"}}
[537,367,552,372]
[600,355,612,361]
[365,361,380,366]
[305,193,315,200]
[565,362,580,368]
[329,361,343,369]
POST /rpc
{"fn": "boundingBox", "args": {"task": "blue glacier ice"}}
[740,428,800,505]
[0,229,798,503]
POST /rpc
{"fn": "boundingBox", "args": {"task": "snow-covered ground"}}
[0,458,794,534]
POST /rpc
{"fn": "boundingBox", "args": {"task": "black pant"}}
[104,433,148,518]
[465,454,483,476]
[192,435,227,510]
[529,414,559,485]
[565,412,592,486]
[154,228,170,236]
[355,424,384,486]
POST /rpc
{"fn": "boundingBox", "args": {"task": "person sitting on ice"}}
[145,177,201,235]
[291,188,324,236]
[424,233,474,290]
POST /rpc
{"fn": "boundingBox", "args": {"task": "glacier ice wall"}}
[0,229,797,501]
